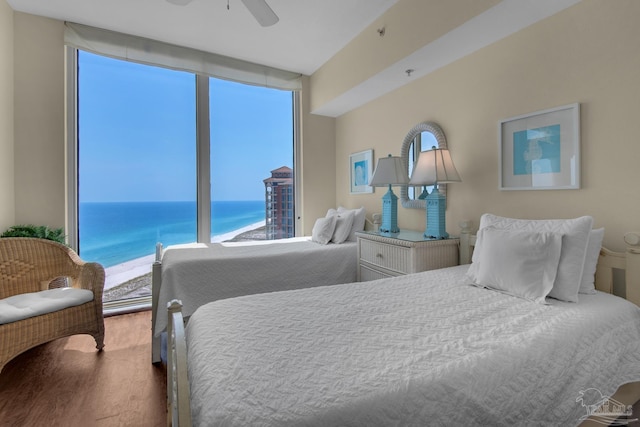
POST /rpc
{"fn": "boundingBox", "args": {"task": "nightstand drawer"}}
[356,230,460,282]
[359,264,396,281]
[359,239,411,274]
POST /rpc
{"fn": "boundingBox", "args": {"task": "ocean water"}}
[79,201,264,268]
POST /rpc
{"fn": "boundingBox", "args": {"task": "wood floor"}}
[0,310,166,426]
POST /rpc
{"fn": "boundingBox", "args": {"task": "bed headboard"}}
[457,221,640,307]
[365,214,380,232]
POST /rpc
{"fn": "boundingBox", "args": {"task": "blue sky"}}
[78,51,293,203]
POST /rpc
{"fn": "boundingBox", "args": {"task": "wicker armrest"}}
[73,262,105,295]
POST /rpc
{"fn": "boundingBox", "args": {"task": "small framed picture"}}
[349,150,374,194]
[499,103,580,190]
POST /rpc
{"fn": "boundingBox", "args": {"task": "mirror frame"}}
[400,121,448,209]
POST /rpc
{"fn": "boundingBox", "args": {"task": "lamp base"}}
[380,185,400,234]
[425,186,448,239]
[417,186,429,200]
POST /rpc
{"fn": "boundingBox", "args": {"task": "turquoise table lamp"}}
[369,155,409,233]
[408,147,461,239]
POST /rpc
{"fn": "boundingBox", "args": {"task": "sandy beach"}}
[103,221,266,300]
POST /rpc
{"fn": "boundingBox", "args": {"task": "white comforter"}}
[155,237,357,334]
[186,265,640,427]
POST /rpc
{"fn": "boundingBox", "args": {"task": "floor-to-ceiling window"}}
[209,78,293,242]
[73,50,296,308]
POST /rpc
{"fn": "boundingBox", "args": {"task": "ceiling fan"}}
[166,0,279,27]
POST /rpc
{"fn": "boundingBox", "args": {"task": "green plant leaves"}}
[0,224,67,245]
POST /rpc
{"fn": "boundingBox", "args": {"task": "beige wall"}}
[299,76,336,235]
[334,0,640,251]
[13,12,66,228]
[0,1,14,231]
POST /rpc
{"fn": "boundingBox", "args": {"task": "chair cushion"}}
[0,288,94,325]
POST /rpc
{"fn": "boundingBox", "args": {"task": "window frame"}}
[66,47,300,309]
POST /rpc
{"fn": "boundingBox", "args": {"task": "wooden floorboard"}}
[0,310,166,427]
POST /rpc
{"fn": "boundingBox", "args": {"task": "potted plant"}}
[1,224,67,245]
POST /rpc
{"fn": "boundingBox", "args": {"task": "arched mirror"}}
[400,122,448,209]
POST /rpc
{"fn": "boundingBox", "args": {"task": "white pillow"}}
[337,206,366,241]
[477,214,593,303]
[579,228,604,294]
[311,215,337,245]
[331,210,355,244]
[467,227,562,304]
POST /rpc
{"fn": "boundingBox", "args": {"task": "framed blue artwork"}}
[499,103,580,190]
[350,149,374,194]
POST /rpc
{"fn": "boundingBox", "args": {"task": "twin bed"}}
[152,206,367,362]
[164,215,640,426]
[152,237,358,363]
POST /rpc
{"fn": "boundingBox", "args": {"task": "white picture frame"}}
[349,149,374,194]
[499,103,580,190]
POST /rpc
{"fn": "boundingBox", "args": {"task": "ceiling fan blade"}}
[166,0,194,5]
[240,0,279,27]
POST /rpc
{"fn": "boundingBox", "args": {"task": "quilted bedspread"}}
[186,265,640,427]
[155,237,357,334]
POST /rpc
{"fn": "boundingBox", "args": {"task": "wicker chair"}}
[0,238,105,372]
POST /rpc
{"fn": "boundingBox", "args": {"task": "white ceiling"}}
[7,0,582,116]
[6,0,398,76]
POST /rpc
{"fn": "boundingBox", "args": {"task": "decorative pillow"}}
[337,206,366,241]
[331,210,355,244]
[467,227,562,304]
[579,228,604,294]
[311,215,337,245]
[476,214,593,303]
[326,208,338,218]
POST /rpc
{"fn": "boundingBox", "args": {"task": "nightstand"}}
[355,230,459,281]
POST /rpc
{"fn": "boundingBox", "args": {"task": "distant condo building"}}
[264,166,294,239]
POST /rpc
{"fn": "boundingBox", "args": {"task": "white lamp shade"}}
[369,155,409,187]
[409,148,461,185]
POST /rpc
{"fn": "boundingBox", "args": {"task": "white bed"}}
[167,218,640,426]
[152,236,358,363]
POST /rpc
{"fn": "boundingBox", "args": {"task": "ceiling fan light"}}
[240,0,279,27]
